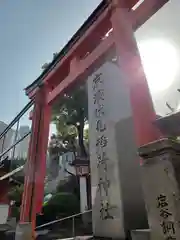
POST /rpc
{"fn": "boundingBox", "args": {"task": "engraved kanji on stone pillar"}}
[139,138,180,240]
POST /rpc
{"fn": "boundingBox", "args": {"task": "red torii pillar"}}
[110,1,162,147]
[20,86,51,229]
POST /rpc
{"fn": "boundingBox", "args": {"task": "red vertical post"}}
[0,180,10,205]
[20,126,33,222]
[32,92,51,218]
[110,2,162,147]
[20,86,51,228]
[20,94,41,223]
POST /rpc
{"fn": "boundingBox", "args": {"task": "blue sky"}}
[0,0,101,125]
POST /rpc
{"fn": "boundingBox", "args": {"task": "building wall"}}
[0,121,15,159]
[12,126,30,160]
[0,122,30,161]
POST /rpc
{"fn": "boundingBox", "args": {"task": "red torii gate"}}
[20,0,167,229]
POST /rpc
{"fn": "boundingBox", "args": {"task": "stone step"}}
[131,229,150,240]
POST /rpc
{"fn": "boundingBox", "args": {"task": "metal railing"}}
[0,101,33,178]
[36,210,93,239]
[0,131,31,164]
[0,100,33,140]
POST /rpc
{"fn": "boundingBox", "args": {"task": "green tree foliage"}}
[41,193,79,222]
[8,179,80,223]
[11,206,20,221]
[52,84,88,157]
[56,175,80,200]
[8,185,24,205]
[84,127,89,149]
[48,131,77,157]
[9,85,89,223]
[8,185,24,220]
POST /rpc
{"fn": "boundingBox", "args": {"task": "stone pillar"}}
[15,223,32,240]
[139,138,180,240]
[80,176,88,213]
[87,59,147,239]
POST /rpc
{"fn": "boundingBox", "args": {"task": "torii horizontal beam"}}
[25,0,168,100]
[48,0,169,104]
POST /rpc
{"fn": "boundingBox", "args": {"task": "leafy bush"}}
[56,175,80,200]
[8,185,24,206]
[40,192,80,223]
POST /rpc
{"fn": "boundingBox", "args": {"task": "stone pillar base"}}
[139,138,180,240]
[131,229,150,240]
[15,222,33,240]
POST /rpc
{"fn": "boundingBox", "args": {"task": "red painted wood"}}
[33,101,51,215]
[27,0,169,100]
[110,0,139,9]
[0,180,9,204]
[47,34,114,104]
[27,7,112,99]
[46,0,168,104]
[20,86,51,226]
[20,134,33,222]
[111,6,162,146]
[29,110,33,120]
[20,99,41,222]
